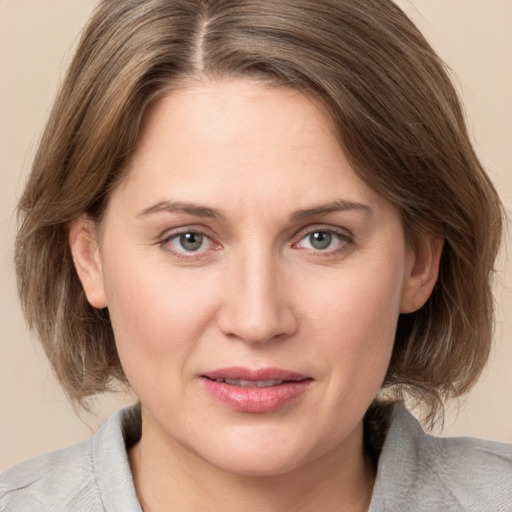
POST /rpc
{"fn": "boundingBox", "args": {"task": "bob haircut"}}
[15,0,503,424]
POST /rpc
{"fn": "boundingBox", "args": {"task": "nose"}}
[217,249,298,345]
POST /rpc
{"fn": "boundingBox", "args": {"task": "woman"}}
[1,0,511,510]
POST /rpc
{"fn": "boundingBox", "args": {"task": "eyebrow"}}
[291,199,372,220]
[137,198,372,220]
[137,201,224,219]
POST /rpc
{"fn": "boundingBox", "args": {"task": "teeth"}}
[218,378,284,388]
[255,379,282,388]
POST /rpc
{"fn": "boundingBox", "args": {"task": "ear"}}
[69,215,107,309]
[400,234,443,314]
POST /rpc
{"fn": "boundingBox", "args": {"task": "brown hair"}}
[15,0,504,424]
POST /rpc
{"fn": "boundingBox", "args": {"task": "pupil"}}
[310,232,332,250]
[180,233,203,251]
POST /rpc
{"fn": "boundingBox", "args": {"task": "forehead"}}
[136,78,337,160]
[110,78,389,219]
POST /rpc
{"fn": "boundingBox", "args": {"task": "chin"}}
[192,426,322,478]
[210,450,307,478]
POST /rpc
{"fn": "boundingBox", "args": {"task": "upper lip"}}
[201,367,310,382]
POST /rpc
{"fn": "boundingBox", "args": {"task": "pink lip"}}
[199,367,313,413]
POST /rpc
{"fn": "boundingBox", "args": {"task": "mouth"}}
[207,378,298,388]
[199,367,313,413]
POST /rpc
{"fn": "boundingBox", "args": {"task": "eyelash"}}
[292,227,354,255]
[159,226,354,260]
[160,228,219,260]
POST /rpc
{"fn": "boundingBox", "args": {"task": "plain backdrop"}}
[1,0,511,471]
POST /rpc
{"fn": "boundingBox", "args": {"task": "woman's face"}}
[76,79,434,476]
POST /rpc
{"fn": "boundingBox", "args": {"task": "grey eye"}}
[308,232,333,250]
[177,232,204,251]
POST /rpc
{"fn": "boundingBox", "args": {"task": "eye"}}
[295,229,351,252]
[304,231,334,250]
[165,231,211,253]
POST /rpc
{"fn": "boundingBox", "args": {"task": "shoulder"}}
[370,403,512,512]
[0,406,142,512]
[0,438,100,511]
[427,429,512,510]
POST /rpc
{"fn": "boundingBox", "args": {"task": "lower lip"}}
[199,378,313,413]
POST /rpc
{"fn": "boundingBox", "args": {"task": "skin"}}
[70,79,441,511]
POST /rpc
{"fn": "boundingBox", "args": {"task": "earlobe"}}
[69,216,107,309]
[400,235,443,314]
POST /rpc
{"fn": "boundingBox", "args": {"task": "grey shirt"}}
[1,404,511,511]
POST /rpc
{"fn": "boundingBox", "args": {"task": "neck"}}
[129,411,375,512]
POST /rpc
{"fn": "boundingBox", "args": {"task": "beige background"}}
[1,1,511,471]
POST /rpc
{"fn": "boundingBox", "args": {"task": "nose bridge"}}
[218,242,296,344]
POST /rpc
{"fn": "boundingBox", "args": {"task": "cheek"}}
[299,254,404,396]
[305,258,402,344]
[101,254,220,387]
